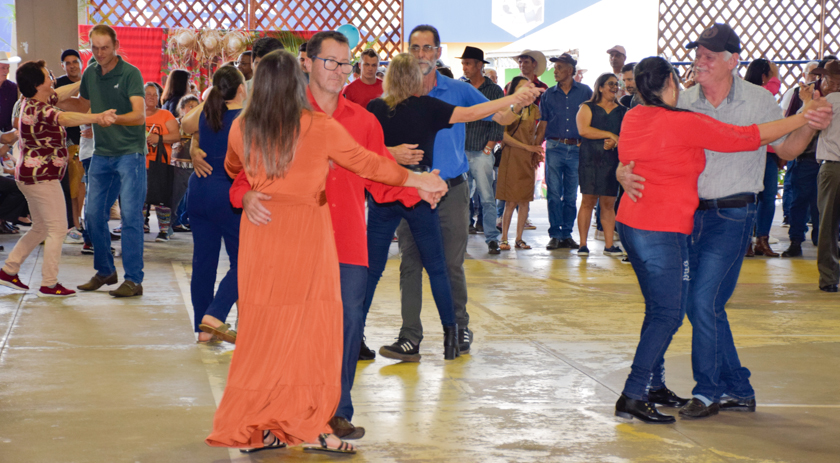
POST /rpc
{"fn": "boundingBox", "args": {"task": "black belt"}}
[822,160,840,164]
[446,173,467,188]
[697,193,757,211]
[404,164,431,173]
[548,137,580,145]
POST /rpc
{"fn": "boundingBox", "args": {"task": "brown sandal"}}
[499,240,511,251]
[515,240,531,250]
[198,322,237,344]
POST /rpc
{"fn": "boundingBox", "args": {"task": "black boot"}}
[443,324,460,360]
[782,240,802,257]
[615,394,676,424]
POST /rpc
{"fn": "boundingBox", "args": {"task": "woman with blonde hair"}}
[205,49,447,454]
[361,52,541,362]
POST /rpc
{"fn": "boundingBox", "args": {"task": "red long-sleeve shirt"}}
[616,106,761,234]
[229,89,421,266]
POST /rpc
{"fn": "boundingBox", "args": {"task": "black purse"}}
[495,115,525,168]
[146,136,175,207]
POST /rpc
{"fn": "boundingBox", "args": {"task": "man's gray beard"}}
[419,60,434,75]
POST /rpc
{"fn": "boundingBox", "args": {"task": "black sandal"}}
[303,433,357,455]
[239,430,287,453]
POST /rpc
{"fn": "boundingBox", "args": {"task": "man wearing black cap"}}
[460,46,505,253]
[541,53,592,250]
[618,23,832,420]
[56,49,84,241]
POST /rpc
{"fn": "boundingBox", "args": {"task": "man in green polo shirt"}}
[72,25,147,297]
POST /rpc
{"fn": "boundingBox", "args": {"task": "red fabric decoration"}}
[79,25,166,85]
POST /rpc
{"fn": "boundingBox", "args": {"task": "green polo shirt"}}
[79,56,146,156]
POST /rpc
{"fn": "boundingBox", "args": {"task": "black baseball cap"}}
[549,53,577,66]
[686,23,741,54]
[60,49,81,62]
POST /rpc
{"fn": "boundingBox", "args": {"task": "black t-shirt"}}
[367,96,456,169]
[55,75,81,145]
[620,93,641,109]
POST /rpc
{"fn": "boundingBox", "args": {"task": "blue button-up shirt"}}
[429,71,491,180]
[540,81,593,140]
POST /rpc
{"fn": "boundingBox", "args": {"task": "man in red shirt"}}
[342,48,383,109]
[226,32,441,441]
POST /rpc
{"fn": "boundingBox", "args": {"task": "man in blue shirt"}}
[382,25,521,360]
[540,53,592,250]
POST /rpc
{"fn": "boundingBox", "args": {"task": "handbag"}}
[495,115,525,168]
[146,136,175,207]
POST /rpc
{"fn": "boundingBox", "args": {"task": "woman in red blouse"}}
[0,61,116,297]
[613,57,823,424]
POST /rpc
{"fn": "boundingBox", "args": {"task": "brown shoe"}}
[744,241,755,257]
[77,272,118,291]
[328,416,365,440]
[109,280,143,297]
[753,236,779,257]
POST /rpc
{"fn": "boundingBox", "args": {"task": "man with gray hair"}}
[618,23,832,419]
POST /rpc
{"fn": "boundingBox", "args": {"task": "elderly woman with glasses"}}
[574,72,628,257]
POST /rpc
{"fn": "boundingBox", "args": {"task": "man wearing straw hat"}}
[515,49,548,106]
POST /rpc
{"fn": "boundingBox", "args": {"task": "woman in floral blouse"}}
[0,60,116,297]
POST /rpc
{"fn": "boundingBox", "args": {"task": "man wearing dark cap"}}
[55,49,84,241]
[541,53,592,250]
[460,46,505,253]
[618,23,832,419]
[811,60,840,293]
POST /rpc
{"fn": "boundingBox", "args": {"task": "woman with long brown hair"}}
[205,50,447,454]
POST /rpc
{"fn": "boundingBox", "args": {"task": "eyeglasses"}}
[605,82,618,88]
[312,56,353,74]
[409,45,440,54]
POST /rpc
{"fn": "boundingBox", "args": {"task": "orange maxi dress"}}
[205,110,410,448]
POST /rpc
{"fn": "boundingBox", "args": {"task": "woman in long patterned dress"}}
[204,50,447,454]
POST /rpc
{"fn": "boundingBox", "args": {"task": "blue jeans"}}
[81,158,92,246]
[545,141,579,239]
[87,153,147,284]
[687,203,757,403]
[789,159,820,245]
[363,197,456,342]
[467,150,499,243]
[782,161,794,218]
[618,222,689,400]
[187,175,240,332]
[336,263,367,421]
[756,154,779,236]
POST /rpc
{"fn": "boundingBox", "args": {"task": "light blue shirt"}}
[428,71,491,180]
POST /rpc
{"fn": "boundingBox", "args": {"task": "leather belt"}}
[548,137,580,145]
[822,159,840,164]
[697,193,757,211]
[445,173,467,188]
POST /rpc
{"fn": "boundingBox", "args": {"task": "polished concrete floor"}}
[0,201,838,463]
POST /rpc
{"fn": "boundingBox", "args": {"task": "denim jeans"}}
[756,154,779,237]
[466,150,499,243]
[87,153,147,284]
[687,203,757,403]
[545,141,579,239]
[336,263,367,421]
[80,158,92,246]
[782,161,794,218]
[618,222,689,400]
[788,159,820,245]
[362,197,456,343]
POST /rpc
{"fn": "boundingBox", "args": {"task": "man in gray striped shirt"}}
[460,46,506,254]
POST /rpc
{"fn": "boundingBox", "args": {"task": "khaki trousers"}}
[2,180,67,287]
[817,161,840,287]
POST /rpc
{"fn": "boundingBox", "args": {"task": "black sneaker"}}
[359,337,376,361]
[577,245,590,256]
[379,338,421,362]
[604,245,624,256]
[488,241,501,254]
[458,326,473,354]
[155,232,169,242]
[81,244,116,256]
[172,224,191,233]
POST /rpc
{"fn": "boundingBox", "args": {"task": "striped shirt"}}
[464,76,505,151]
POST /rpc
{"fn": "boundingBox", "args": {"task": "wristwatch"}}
[483,146,493,155]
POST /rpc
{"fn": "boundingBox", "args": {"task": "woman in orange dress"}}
[205,50,447,454]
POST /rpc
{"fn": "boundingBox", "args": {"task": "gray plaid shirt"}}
[678,77,785,199]
[464,76,505,151]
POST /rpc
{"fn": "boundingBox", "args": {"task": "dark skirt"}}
[579,141,620,196]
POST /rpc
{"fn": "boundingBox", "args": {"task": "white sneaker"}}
[768,235,779,244]
[64,227,84,244]
[594,230,605,241]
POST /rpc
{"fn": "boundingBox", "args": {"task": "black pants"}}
[0,176,28,222]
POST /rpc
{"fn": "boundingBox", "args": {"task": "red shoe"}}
[37,283,76,298]
[0,269,29,291]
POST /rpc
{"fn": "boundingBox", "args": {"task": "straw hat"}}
[517,49,546,75]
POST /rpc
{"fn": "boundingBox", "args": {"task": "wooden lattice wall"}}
[658,0,839,92]
[85,0,404,59]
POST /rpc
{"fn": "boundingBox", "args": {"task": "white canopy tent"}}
[485,0,659,87]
